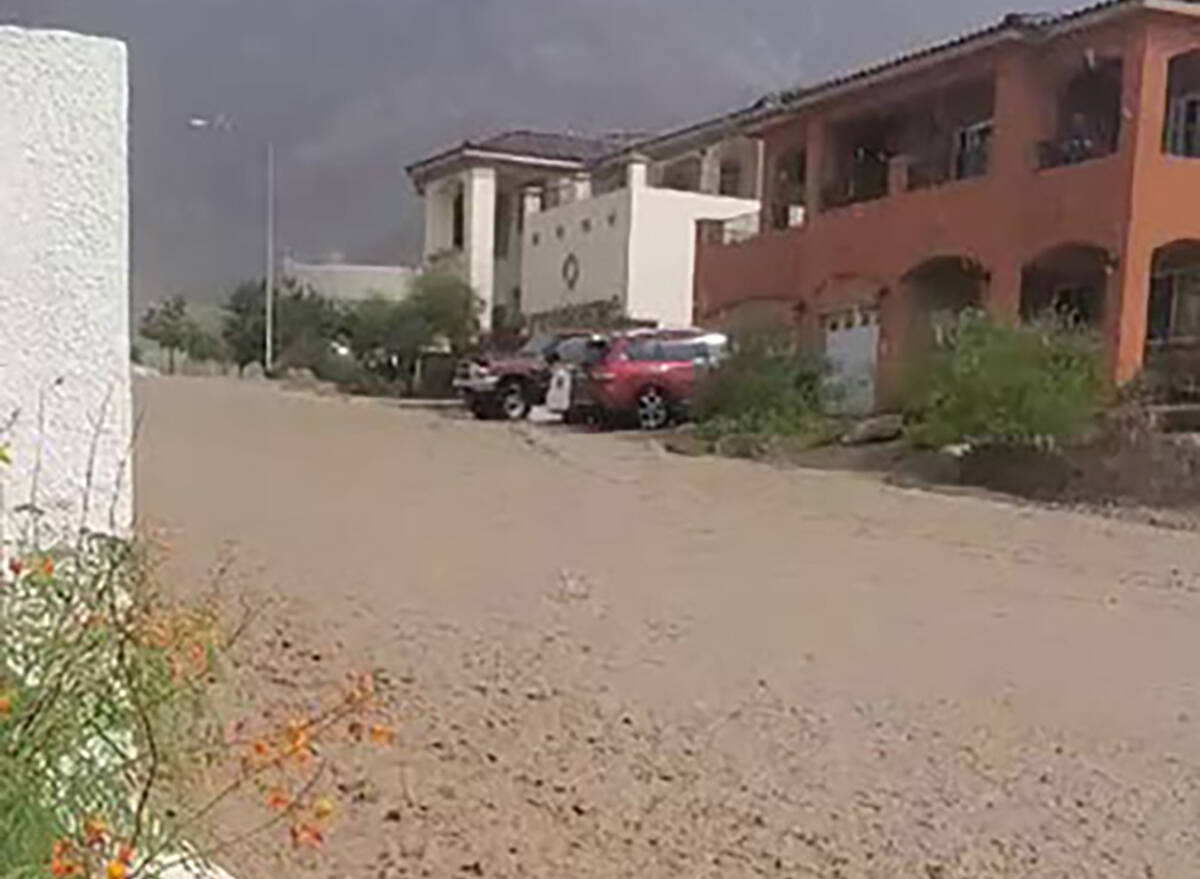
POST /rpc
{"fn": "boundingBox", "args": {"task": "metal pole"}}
[265,140,276,372]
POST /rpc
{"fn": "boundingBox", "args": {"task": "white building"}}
[283,256,416,303]
[405,117,762,330]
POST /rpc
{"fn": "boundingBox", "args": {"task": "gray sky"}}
[0,0,1081,306]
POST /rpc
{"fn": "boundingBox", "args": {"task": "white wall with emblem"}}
[521,189,632,317]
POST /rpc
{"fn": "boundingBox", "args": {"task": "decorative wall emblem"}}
[562,253,581,290]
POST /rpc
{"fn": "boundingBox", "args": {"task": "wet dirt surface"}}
[136,378,1200,877]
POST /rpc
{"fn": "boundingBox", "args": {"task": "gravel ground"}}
[135,378,1200,877]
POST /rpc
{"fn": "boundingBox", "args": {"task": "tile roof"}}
[768,0,1134,108]
[468,130,647,163]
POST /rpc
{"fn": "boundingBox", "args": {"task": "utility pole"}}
[188,115,278,372]
[265,140,275,372]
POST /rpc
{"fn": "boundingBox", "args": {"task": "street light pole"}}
[265,140,275,372]
[188,115,276,372]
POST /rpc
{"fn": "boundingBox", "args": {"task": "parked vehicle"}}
[583,329,728,430]
[453,331,603,420]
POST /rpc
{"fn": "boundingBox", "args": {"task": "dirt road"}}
[136,377,1200,877]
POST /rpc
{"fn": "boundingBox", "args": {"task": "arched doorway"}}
[1020,243,1111,327]
[1145,241,1200,399]
[901,255,988,345]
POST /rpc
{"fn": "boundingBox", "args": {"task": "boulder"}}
[242,362,266,380]
[840,414,904,446]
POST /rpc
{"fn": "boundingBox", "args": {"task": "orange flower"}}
[290,822,324,850]
[312,795,335,821]
[0,692,12,719]
[369,723,396,745]
[187,641,208,674]
[116,844,135,865]
[105,860,128,879]
[252,738,272,759]
[50,840,81,877]
[41,556,54,577]
[266,788,291,811]
[83,815,108,846]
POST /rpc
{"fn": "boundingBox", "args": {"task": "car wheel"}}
[468,398,492,420]
[496,380,531,421]
[635,385,671,431]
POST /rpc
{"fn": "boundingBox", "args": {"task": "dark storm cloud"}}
[0,0,1078,303]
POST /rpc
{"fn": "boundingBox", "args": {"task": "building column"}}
[422,182,453,262]
[753,139,766,200]
[522,184,543,219]
[699,148,721,194]
[572,172,592,201]
[1114,23,1170,383]
[464,166,497,330]
[803,120,825,219]
[626,153,649,189]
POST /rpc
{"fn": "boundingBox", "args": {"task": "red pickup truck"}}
[452,331,601,420]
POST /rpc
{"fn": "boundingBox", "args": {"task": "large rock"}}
[840,414,904,445]
[242,362,266,380]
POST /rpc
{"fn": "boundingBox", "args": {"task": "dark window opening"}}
[718,160,742,197]
[494,191,512,258]
[1037,59,1123,169]
[451,191,465,249]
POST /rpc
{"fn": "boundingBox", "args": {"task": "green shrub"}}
[694,325,834,445]
[904,311,1106,449]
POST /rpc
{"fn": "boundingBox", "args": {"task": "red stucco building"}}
[694,0,1200,408]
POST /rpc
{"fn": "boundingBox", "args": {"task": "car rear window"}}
[552,336,592,364]
[626,337,715,362]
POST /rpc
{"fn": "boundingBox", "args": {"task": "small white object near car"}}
[545,365,572,414]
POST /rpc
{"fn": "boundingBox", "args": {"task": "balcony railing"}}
[721,210,762,244]
[1036,134,1117,170]
[821,175,888,210]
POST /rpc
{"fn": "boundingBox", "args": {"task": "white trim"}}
[1145,0,1200,19]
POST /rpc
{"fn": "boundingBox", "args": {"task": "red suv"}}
[584,330,728,430]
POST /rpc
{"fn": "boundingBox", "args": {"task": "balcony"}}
[1036,133,1117,170]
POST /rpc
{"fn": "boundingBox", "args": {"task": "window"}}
[581,218,592,234]
[552,336,593,365]
[451,191,465,249]
[718,160,742,197]
[953,122,992,179]
[626,338,709,362]
[1149,269,1200,342]
[555,225,565,240]
[1167,93,1200,157]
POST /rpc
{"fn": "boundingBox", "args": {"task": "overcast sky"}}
[1,0,1082,305]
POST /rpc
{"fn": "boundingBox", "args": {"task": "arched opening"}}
[1148,240,1200,346]
[901,255,987,344]
[1020,243,1110,326]
[1164,51,1200,157]
[1037,58,1123,168]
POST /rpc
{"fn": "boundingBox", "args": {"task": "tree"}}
[184,322,228,365]
[139,296,192,374]
[221,277,339,375]
[222,280,266,373]
[407,271,481,354]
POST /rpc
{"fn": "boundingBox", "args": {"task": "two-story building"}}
[695,0,1200,410]
[405,121,763,331]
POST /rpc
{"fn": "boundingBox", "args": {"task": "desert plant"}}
[139,298,194,375]
[0,448,396,877]
[693,324,834,445]
[903,310,1106,449]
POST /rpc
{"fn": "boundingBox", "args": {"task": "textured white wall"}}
[626,188,758,327]
[0,27,132,540]
[521,189,632,316]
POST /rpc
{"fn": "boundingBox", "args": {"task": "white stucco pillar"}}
[572,172,592,201]
[463,166,496,329]
[699,148,722,195]
[522,185,543,218]
[422,182,453,261]
[626,153,649,189]
[0,27,132,540]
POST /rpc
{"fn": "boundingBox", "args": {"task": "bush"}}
[904,311,1106,449]
[694,325,835,446]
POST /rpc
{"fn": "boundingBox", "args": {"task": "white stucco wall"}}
[283,258,416,302]
[0,27,132,541]
[521,189,632,316]
[626,189,758,327]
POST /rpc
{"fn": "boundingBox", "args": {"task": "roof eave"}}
[406,147,587,189]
